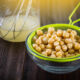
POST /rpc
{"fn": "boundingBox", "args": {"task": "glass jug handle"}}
[69,2,80,25]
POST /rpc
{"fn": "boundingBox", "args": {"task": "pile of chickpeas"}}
[32,27,80,58]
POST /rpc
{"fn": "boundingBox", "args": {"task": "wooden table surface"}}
[0,37,80,80]
[0,38,25,80]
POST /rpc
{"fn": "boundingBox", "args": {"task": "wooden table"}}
[0,38,25,80]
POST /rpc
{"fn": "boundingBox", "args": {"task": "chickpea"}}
[33,36,37,41]
[55,45,61,51]
[65,38,72,44]
[55,37,61,41]
[52,51,56,54]
[71,37,76,43]
[67,43,73,49]
[67,29,72,33]
[54,41,59,46]
[66,54,71,57]
[48,38,54,44]
[71,30,77,36]
[37,30,43,36]
[50,54,56,58]
[56,30,63,37]
[33,44,38,49]
[60,41,64,46]
[56,51,63,58]
[48,27,55,34]
[47,33,51,38]
[64,52,68,56]
[42,51,47,56]
[74,42,80,50]
[40,44,45,50]
[36,47,41,52]
[68,49,74,54]
[36,39,42,45]
[38,36,43,40]
[62,45,67,51]
[63,31,69,38]
[60,50,64,54]
[70,33,75,38]
[52,34,57,39]
[53,31,57,34]
[42,37,48,44]
[43,34,47,37]
[46,49,52,55]
[46,44,53,49]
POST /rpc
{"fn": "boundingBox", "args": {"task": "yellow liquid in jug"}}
[0,15,40,42]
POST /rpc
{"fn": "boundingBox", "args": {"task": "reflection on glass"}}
[0,0,40,42]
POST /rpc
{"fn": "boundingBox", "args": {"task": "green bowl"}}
[26,3,80,74]
[27,24,80,62]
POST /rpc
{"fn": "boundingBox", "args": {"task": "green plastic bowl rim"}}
[26,24,80,62]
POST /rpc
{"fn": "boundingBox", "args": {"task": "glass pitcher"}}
[0,0,40,42]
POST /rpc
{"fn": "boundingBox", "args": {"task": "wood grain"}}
[0,38,25,80]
